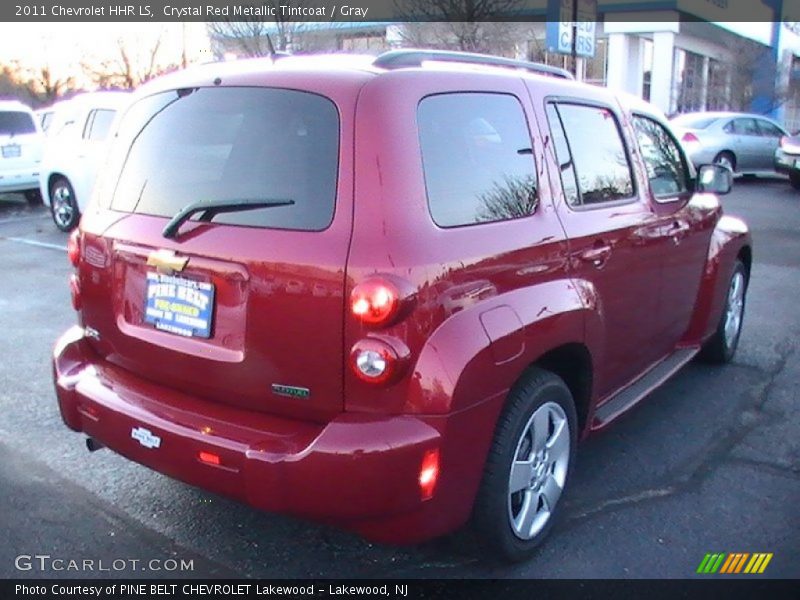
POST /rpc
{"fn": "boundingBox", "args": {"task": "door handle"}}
[580,244,612,267]
[670,221,690,244]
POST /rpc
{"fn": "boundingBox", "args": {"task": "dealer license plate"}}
[1,144,20,158]
[144,272,215,338]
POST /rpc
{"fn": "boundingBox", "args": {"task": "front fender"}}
[683,214,752,345]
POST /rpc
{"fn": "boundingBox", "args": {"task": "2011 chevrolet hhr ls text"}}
[53,50,751,561]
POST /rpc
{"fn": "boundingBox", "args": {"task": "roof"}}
[0,100,34,113]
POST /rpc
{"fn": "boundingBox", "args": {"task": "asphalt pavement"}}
[0,180,797,579]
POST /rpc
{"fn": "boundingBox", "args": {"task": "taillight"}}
[419,448,440,501]
[780,135,788,149]
[349,336,410,384]
[351,278,400,325]
[69,273,81,311]
[682,132,699,144]
[67,229,81,267]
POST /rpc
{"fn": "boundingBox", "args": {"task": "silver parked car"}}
[774,132,800,190]
[671,111,788,176]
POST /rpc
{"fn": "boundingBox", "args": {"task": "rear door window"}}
[728,118,760,136]
[546,102,635,206]
[83,109,117,141]
[108,87,340,231]
[417,93,538,227]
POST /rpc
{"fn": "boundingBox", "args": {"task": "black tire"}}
[23,189,42,205]
[789,171,800,191]
[713,151,736,174]
[699,260,748,364]
[472,367,577,562]
[49,177,80,232]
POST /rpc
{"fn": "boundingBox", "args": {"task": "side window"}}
[81,110,96,140]
[417,93,538,227]
[86,109,117,141]
[548,103,635,206]
[732,118,760,136]
[545,103,580,207]
[756,120,784,138]
[632,115,690,199]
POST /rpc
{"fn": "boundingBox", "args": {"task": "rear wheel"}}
[50,177,80,232]
[713,151,736,174]
[700,260,747,364]
[472,367,577,562]
[789,171,800,191]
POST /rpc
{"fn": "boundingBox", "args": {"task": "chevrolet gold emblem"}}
[147,249,189,274]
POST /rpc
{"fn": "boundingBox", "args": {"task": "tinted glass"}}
[756,120,784,138]
[671,114,718,129]
[633,116,690,198]
[731,118,760,136]
[545,103,579,207]
[555,104,634,205]
[0,111,36,135]
[108,87,339,231]
[85,109,117,141]
[418,93,537,227]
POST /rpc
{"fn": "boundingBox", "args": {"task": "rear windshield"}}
[107,87,339,231]
[0,111,36,136]
[671,114,718,130]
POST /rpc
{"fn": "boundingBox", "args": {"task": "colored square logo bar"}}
[697,553,773,574]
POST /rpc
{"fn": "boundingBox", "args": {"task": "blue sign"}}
[144,272,215,338]
[546,0,597,58]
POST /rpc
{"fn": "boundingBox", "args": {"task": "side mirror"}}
[696,164,733,195]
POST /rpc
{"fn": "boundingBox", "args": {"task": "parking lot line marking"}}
[3,237,67,252]
[0,214,50,226]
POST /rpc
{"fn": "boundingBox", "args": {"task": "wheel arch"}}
[683,215,752,346]
[47,172,71,202]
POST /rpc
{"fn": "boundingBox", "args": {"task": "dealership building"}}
[237,1,800,129]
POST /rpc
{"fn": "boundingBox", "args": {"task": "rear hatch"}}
[79,86,349,421]
[0,110,42,174]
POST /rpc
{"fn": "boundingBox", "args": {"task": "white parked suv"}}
[39,91,130,231]
[0,100,44,203]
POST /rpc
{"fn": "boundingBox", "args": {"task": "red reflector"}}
[67,229,81,267]
[198,451,221,466]
[682,132,699,143]
[419,448,440,501]
[69,273,81,311]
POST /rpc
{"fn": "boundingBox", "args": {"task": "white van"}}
[0,100,44,203]
[39,91,130,230]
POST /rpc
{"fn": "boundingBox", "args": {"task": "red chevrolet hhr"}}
[53,50,751,561]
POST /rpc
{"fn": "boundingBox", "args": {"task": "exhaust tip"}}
[85,437,105,452]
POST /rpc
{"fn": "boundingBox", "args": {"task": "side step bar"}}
[591,347,699,429]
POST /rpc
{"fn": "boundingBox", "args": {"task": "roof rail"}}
[372,49,574,80]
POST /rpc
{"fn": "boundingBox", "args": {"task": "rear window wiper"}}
[162,198,295,239]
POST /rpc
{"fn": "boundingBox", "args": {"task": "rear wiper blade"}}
[162,198,294,239]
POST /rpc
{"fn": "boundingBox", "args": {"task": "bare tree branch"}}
[206,1,315,57]
[82,35,175,90]
[393,0,525,53]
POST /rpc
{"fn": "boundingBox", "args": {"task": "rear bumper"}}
[53,326,485,543]
[0,168,39,193]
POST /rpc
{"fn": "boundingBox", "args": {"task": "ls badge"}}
[131,426,162,449]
